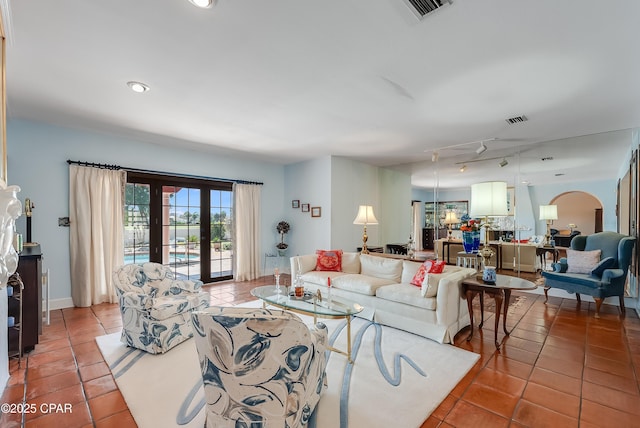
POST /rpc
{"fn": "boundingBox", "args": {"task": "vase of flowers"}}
[460,218,480,253]
[276,221,290,256]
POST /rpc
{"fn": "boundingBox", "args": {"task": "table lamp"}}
[539,205,558,246]
[353,205,378,254]
[444,210,459,241]
[470,181,509,270]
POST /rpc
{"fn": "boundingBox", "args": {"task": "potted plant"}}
[276,221,290,256]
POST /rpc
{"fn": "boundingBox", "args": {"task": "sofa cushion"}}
[375,284,437,310]
[301,271,349,286]
[341,252,361,274]
[401,260,423,284]
[315,249,343,271]
[566,249,601,274]
[331,274,396,296]
[359,254,403,283]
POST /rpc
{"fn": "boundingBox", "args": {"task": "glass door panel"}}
[162,185,201,280]
[210,189,233,280]
[124,183,151,264]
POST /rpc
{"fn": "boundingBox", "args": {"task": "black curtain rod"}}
[66,160,264,185]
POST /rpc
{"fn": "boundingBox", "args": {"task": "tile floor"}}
[1,271,639,427]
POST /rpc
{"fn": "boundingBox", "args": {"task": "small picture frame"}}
[311,207,321,217]
[292,200,300,209]
[301,204,310,212]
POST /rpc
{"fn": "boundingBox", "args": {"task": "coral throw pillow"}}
[410,260,446,286]
[316,250,343,272]
[410,263,428,287]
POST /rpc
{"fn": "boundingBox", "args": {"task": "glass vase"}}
[462,230,480,253]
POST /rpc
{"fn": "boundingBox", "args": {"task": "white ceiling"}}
[3,0,640,188]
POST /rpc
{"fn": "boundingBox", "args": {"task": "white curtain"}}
[233,183,261,281]
[69,165,125,307]
[412,201,422,252]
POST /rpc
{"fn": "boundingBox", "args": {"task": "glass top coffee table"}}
[251,285,363,363]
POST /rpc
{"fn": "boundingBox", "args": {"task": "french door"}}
[124,172,233,283]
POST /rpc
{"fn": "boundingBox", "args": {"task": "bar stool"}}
[457,251,481,270]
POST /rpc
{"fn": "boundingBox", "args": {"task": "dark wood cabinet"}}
[15,251,42,353]
[423,227,446,250]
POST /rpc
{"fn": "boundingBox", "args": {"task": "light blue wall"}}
[283,156,412,256]
[283,157,333,257]
[7,119,286,302]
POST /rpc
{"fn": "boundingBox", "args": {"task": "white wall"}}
[7,119,287,304]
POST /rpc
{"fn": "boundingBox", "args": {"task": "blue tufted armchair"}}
[541,231,635,317]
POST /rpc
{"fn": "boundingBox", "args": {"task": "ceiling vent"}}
[403,0,452,19]
[506,115,528,125]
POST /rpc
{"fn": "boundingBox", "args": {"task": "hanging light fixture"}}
[499,158,508,167]
[476,142,487,155]
[459,165,467,172]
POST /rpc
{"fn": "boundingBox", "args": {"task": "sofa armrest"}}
[435,269,475,326]
[119,291,154,310]
[290,254,318,278]
[167,279,203,294]
[601,268,624,284]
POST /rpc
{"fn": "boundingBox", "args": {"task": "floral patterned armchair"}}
[191,306,328,428]
[112,262,209,354]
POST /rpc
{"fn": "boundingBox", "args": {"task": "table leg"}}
[493,291,504,349]
[465,289,476,342]
[503,289,511,336]
[478,291,485,329]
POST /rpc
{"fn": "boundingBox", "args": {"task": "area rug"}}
[96,303,479,428]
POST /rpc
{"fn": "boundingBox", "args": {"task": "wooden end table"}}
[462,274,537,349]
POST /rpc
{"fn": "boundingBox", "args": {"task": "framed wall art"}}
[301,204,310,212]
[311,207,321,217]
[292,200,300,208]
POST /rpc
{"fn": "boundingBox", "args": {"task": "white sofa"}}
[290,252,476,344]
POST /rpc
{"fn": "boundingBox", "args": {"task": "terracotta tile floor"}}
[2,271,639,427]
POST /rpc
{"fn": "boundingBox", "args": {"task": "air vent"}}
[403,0,452,19]
[506,115,528,125]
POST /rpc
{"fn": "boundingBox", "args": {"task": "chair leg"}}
[543,287,550,303]
[594,298,602,318]
[575,293,581,303]
[619,295,626,317]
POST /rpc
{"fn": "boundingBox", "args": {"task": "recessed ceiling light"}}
[127,81,150,93]
[188,0,214,8]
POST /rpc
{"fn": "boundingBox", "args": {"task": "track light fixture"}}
[459,165,467,172]
[499,158,508,167]
[476,142,487,155]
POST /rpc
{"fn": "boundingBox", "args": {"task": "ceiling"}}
[3,0,639,189]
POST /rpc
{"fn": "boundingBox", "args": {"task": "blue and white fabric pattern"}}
[191,306,328,428]
[113,262,209,354]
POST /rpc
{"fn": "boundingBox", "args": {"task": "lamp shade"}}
[469,181,508,217]
[444,211,459,225]
[539,205,558,221]
[353,205,378,225]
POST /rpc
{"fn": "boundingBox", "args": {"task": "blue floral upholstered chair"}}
[541,231,635,318]
[112,262,209,354]
[191,306,328,428]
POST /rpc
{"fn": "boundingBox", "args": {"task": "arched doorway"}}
[550,191,603,237]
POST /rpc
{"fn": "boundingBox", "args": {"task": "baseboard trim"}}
[49,297,74,310]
